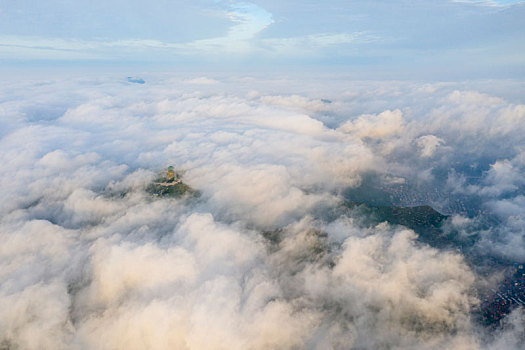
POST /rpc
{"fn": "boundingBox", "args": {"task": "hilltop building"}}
[167,166,176,180]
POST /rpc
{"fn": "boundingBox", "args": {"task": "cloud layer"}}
[0,74,524,349]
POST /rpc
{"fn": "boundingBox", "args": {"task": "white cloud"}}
[0,75,524,349]
[259,32,379,55]
[183,77,220,85]
[338,109,405,139]
[417,135,445,158]
[453,0,524,7]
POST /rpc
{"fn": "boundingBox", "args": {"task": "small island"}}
[146,166,195,197]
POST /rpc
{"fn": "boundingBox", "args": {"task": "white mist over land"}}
[0,74,524,349]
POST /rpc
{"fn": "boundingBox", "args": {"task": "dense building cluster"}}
[481,264,525,325]
[380,183,495,218]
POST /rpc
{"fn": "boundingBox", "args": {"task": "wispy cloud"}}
[260,32,380,55]
[0,2,374,60]
[453,0,524,6]
[0,0,523,78]
[0,2,276,58]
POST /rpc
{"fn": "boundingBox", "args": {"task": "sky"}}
[1,0,524,78]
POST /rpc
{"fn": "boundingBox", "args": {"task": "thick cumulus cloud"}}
[0,74,524,349]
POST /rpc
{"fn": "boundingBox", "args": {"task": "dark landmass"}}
[342,201,452,248]
[146,166,197,198]
[343,173,489,217]
[147,182,194,197]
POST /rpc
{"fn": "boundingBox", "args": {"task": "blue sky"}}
[0,0,524,78]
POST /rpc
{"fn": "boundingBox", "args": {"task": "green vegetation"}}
[146,166,198,198]
[343,201,453,248]
[146,182,195,197]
